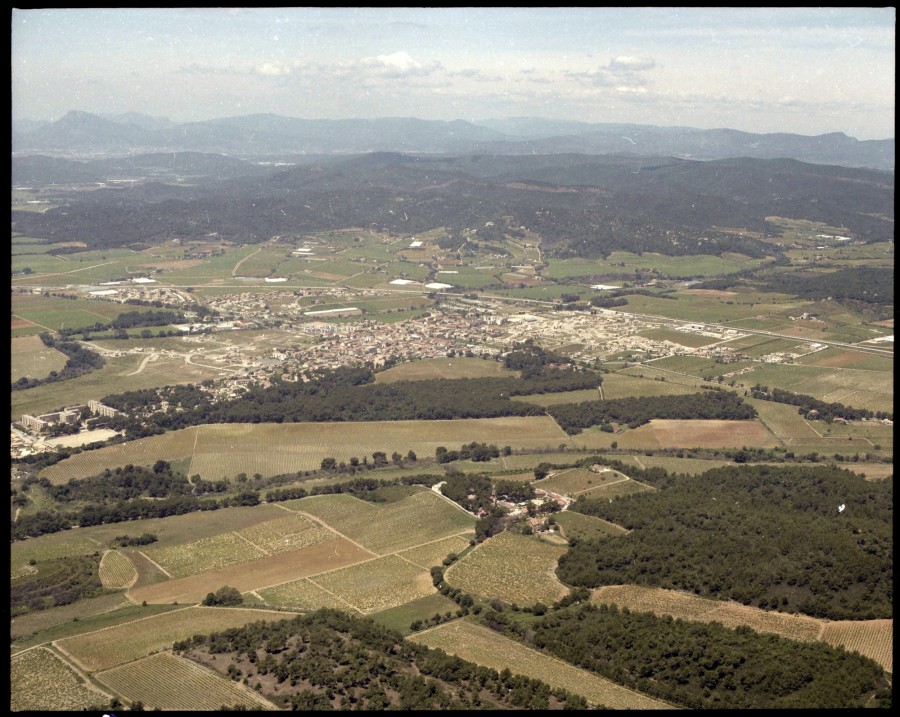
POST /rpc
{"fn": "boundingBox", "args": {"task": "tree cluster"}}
[558,463,892,620]
[548,389,757,434]
[751,384,892,422]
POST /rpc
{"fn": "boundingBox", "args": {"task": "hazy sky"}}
[11,7,896,139]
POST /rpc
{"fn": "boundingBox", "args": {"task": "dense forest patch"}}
[557,464,892,620]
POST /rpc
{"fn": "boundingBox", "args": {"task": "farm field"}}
[574,419,780,452]
[284,490,475,554]
[639,328,722,348]
[369,592,461,634]
[257,576,354,613]
[12,604,184,652]
[309,554,435,614]
[10,334,68,381]
[398,535,473,570]
[99,550,137,588]
[748,398,825,443]
[143,531,268,578]
[11,593,131,642]
[599,373,701,399]
[128,537,374,605]
[537,467,631,496]
[95,651,278,710]
[513,387,602,407]
[592,586,893,674]
[11,534,102,578]
[11,647,111,711]
[375,356,515,382]
[444,531,569,606]
[410,619,673,710]
[553,510,628,541]
[843,463,894,481]
[743,364,893,413]
[39,417,570,481]
[592,586,823,642]
[55,606,297,672]
[820,620,893,674]
[611,454,735,475]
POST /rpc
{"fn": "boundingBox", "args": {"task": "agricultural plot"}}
[513,387,602,407]
[553,510,628,541]
[11,534,102,578]
[236,513,334,556]
[128,537,374,605]
[611,455,734,476]
[592,586,823,643]
[444,531,569,606]
[537,467,628,496]
[600,367,697,400]
[820,619,893,673]
[369,592,461,634]
[375,356,515,383]
[398,535,474,570]
[95,651,278,711]
[55,606,294,672]
[582,479,655,500]
[843,463,894,481]
[747,398,823,443]
[11,593,131,642]
[288,491,475,554]
[11,647,111,711]
[99,550,137,588]
[257,577,353,612]
[310,554,435,614]
[798,348,894,372]
[142,532,267,578]
[607,419,779,451]
[645,354,718,376]
[181,417,569,479]
[747,364,893,413]
[620,293,780,323]
[10,334,68,381]
[639,328,722,348]
[411,619,672,710]
[500,451,581,470]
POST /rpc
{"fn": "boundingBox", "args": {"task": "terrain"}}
[10,117,893,710]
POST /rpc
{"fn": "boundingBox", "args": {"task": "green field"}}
[599,373,700,399]
[40,417,570,481]
[744,364,892,413]
[513,387,602,407]
[375,356,514,382]
[369,592,461,634]
[11,334,68,381]
[639,328,722,347]
[553,510,628,541]
[444,531,569,606]
[285,491,475,554]
[536,466,630,496]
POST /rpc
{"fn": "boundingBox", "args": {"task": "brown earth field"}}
[11,318,37,329]
[127,537,375,605]
[646,419,779,449]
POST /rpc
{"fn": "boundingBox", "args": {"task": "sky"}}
[10,7,896,139]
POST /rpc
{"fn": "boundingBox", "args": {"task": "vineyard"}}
[287,491,475,554]
[553,511,628,542]
[11,647,110,711]
[444,531,569,606]
[598,373,698,400]
[310,554,435,614]
[536,467,625,496]
[410,620,672,710]
[55,606,294,672]
[235,513,335,556]
[257,577,352,612]
[127,537,374,605]
[142,532,267,578]
[99,550,137,589]
[95,651,278,710]
[398,535,473,570]
[821,619,893,673]
[591,586,824,642]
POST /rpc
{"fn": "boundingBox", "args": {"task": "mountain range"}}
[12,111,894,171]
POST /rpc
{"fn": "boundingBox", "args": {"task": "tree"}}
[320,457,337,471]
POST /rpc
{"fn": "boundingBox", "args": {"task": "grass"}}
[369,592,461,634]
[537,466,632,496]
[375,356,515,382]
[11,592,131,641]
[746,364,892,414]
[513,388,602,407]
[10,335,69,381]
[444,531,569,606]
[639,328,723,347]
[410,619,672,709]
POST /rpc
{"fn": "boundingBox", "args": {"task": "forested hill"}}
[11,151,894,257]
[557,463,893,621]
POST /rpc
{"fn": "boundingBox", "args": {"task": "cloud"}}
[359,51,441,78]
[609,55,656,72]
